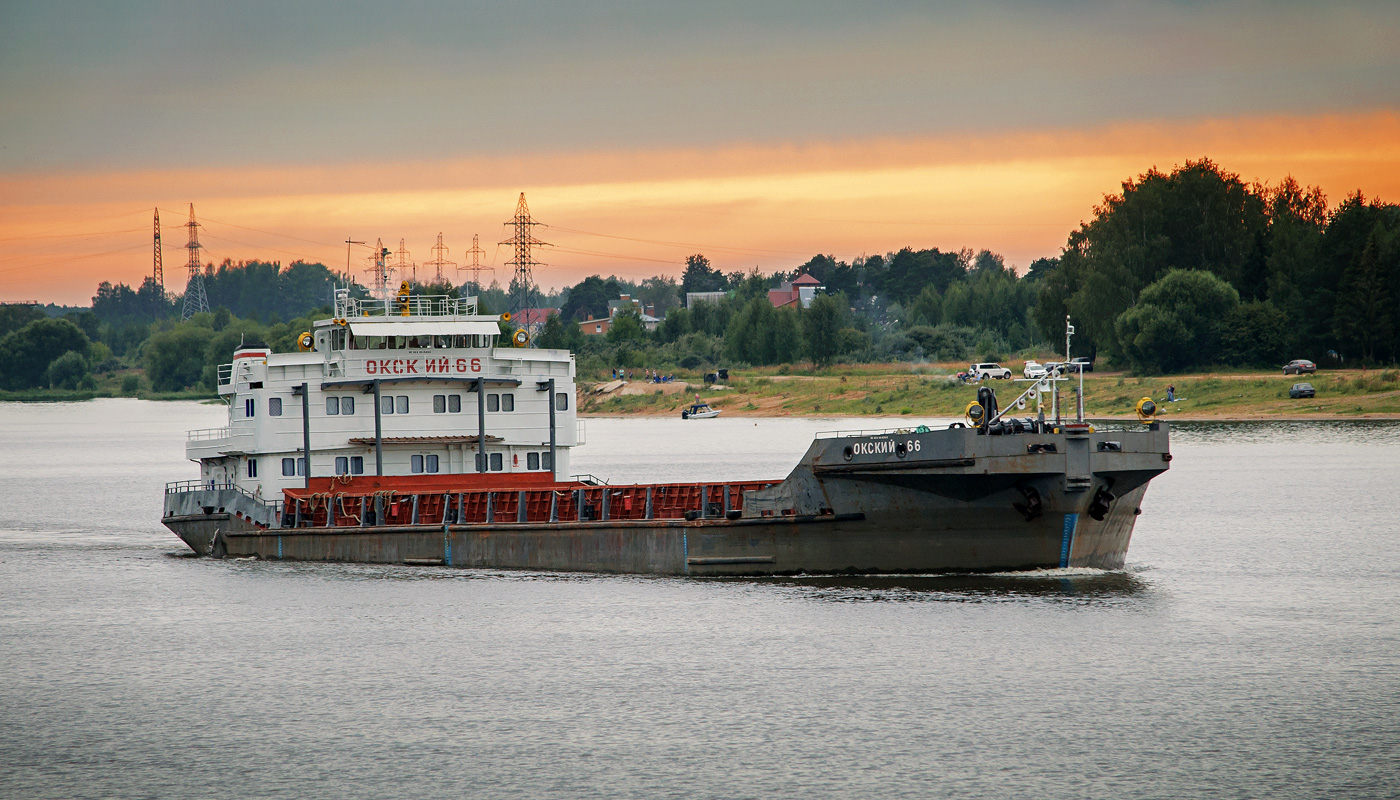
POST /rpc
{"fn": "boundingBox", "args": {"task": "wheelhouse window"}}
[269,397,282,416]
[555,392,569,410]
[326,396,340,415]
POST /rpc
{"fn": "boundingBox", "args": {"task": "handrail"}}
[335,292,479,319]
[570,473,609,485]
[816,423,953,439]
[186,427,252,442]
[164,480,284,512]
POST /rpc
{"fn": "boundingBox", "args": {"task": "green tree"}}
[802,293,844,366]
[536,312,584,351]
[0,303,45,339]
[655,306,691,343]
[1034,159,1268,360]
[1263,177,1329,353]
[1113,269,1240,373]
[144,325,216,392]
[1333,225,1395,363]
[606,309,646,345]
[559,275,621,321]
[681,254,726,294]
[1218,300,1290,366]
[907,285,942,326]
[45,350,91,390]
[0,318,91,390]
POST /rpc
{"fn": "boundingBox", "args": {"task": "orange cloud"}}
[3,110,1399,305]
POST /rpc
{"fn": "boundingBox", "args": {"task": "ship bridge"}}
[195,287,578,499]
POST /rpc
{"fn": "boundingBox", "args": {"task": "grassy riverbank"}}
[580,363,1400,420]
[0,369,214,402]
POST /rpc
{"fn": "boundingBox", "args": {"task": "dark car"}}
[1283,359,1316,375]
[1066,356,1094,373]
[1289,383,1316,399]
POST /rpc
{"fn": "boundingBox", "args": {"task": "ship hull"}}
[163,422,1170,575]
[162,482,1154,575]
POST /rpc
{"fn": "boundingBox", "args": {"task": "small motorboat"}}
[681,400,720,420]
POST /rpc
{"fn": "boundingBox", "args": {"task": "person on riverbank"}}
[1167,385,1176,402]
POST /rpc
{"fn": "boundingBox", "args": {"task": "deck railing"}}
[187,427,251,442]
[335,293,478,319]
[815,422,953,439]
[164,480,284,515]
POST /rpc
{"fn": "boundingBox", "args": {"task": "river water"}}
[1,399,1398,799]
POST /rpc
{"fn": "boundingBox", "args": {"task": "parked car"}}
[1068,356,1094,373]
[1023,360,1048,379]
[1289,382,1316,399]
[1283,359,1317,375]
[1042,361,1064,376]
[970,362,1012,380]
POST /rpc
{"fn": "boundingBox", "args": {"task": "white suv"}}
[970,362,1012,380]
[1023,360,1048,379]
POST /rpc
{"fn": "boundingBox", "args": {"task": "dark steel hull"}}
[163,422,1170,575]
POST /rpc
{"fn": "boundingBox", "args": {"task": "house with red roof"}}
[768,273,824,309]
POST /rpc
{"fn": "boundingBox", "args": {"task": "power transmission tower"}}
[395,238,417,283]
[363,237,395,299]
[458,233,492,294]
[152,208,165,317]
[180,203,209,319]
[423,232,456,285]
[501,193,549,332]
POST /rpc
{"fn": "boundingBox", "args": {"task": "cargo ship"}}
[162,290,1171,575]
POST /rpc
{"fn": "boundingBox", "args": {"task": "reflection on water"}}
[1167,418,1400,445]
[726,569,1153,604]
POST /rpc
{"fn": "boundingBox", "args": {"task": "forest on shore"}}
[2,158,1398,397]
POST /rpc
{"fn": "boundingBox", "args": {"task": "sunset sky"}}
[3,0,1399,305]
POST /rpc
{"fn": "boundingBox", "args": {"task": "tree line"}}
[3,157,1397,394]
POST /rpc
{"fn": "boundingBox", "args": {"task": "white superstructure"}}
[186,288,578,495]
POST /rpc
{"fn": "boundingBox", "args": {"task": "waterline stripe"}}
[1060,514,1078,568]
